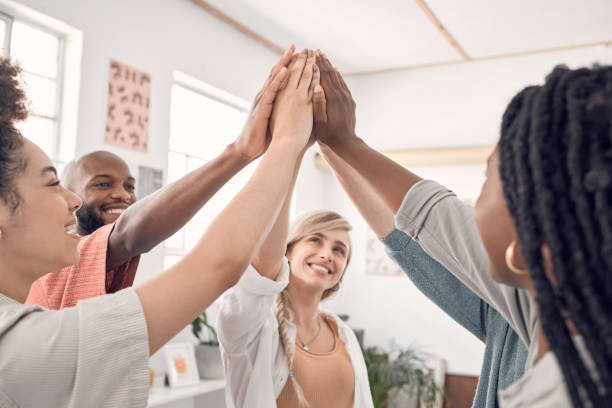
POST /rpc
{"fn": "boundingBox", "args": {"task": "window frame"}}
[0,7,76,170]
[165,73,250,259]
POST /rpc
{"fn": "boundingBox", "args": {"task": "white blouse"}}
[0,288,149,408]
[217,259,373,408]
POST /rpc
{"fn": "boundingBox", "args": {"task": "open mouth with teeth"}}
[101,207,127,216]
[308,263,332,275]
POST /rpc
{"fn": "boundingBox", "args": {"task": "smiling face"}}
[0,138,82,297]
[285,228,350,296]
[65,152,137,235]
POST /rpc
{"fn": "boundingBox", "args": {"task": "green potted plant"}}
[364,345,445,408]
[191,311,224,379]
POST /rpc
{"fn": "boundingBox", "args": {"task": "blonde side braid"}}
[275,290,310,407]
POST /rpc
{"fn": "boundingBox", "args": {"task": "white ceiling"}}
[201,0,612,74]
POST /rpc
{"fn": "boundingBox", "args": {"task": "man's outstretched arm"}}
[106,45,296,270]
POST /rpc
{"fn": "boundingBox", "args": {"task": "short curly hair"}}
[0,57,29,212]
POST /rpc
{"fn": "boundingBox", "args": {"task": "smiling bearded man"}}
[67,151,137,235]
[25,151,142,309]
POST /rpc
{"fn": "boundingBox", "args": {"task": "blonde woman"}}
[217,142,373,407]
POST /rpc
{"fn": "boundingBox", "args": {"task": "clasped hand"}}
[237,46,357,159]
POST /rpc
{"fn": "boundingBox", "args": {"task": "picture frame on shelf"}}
[163,342,200,387]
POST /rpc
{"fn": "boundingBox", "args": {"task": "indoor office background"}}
[2,0,611,407]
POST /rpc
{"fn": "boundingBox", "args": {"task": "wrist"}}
[267,138,305,158]
[324,133,361,154]
[224,142,255,167]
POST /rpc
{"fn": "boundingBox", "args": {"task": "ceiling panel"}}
[427,0,612,58]
[203,0,462,72]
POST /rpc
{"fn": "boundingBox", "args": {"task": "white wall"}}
[294,45,612,375]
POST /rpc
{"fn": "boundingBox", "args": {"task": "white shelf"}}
[147,379,225,407]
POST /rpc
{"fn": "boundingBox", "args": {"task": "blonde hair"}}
[275,210,352,407]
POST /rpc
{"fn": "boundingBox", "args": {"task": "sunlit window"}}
[0,14,64,167]
[165,76,253,266]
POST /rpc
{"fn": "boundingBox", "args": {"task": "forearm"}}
[251,151,303,280]
[330,137,422,213]
[136,140,302,354]
[107,143,251,269]
[320,145,395,237]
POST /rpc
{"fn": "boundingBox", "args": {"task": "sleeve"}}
[381,228,488,342]
[394,179,536,345]
[217,258,289,355]
[106,255,140,293]
[0,288,149,408]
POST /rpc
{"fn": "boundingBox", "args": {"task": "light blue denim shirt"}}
[381,229,528,408]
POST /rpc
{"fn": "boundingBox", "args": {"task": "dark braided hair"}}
[499,65,612,407]
[0,57,29,212]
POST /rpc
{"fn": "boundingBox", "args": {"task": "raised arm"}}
[317,105,488,341]
[105,45,296,271]
[136,49,317,354]
[250,53,320,280]
[314,53,421,213]
[249,152,302,280]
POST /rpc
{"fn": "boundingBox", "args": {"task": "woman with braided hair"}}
[218,207,372,408]
[474,65,612,406]
[318,62,612,407]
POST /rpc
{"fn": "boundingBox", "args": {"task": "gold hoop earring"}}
[505,240,529,275]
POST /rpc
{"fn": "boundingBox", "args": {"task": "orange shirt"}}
[25,223,140,310]
[277,316,355,408]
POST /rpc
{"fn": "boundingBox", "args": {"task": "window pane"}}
[23,72,56,117]
[192,199,215,224]
[165,227,185,250]
[187,156,206,172]
[184,222,207,250]
[11,21,59,78]
[164,255,183,270]
[16,116,55,157]
[0,19,7,56]
[170,85,246,159]
[167,151,187,184]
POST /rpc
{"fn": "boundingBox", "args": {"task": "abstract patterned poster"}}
[105,60,150,152]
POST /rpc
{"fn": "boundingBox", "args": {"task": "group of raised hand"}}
[235,45,359,166]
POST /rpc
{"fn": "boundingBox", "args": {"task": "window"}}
[0,13,66,168]
[165,73,254,267]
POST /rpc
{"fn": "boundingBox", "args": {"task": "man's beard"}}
[76,204,106,235]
